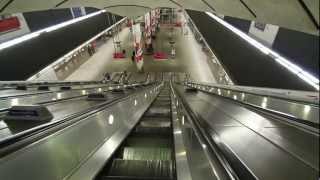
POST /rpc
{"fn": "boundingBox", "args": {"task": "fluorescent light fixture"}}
[297,73,319,90]
[206,12,319,91]
[205,12,269,55]
[0,32,40,50]
[0,10,106,51]
[45,10,106,33]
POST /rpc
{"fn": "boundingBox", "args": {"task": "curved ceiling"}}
[0,0,319,35]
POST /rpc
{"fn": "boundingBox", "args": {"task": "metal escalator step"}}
[155,100,170,104]
[105,159,173,179]
[158,95,170,97]
[123,147,172,161]
[140,117,171,122]
[156,97,171,101]
[140,120,171,128]
[152,100,171,106]
[158,94,170,97]
[134,126,171,136]
[125,137,171,148]
[144,106,170,117]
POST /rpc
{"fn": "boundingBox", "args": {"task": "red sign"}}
[0,17,21,33]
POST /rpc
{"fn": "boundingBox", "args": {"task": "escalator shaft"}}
[96,85,176,180]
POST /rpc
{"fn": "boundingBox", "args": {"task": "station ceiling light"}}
[206,12,319,91]
[0,10,106,51]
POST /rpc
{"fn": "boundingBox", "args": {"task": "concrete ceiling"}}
[0,0,319,35]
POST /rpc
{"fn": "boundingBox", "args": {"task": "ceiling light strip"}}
[206,12,319,91]
[0,10,106,51]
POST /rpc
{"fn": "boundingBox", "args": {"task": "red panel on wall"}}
[0,17,21,33]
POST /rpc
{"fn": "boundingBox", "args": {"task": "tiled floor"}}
[67,24,216,83]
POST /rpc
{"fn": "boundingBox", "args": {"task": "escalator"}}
[96,84,176,180]
[0,79,317,180]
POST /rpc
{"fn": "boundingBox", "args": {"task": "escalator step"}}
[140,120,171,128]
[123,147,172,161]
[105,159,173,180]
[140,117,171,123]
[152,100,171,106]
[126,137,171,148]
[158,95,169,97]
[144,106,171,117]
[156,98,171,101]
[134,126,171,136]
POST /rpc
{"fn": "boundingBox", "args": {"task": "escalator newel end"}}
[4,105,54,122]
[37,86,49,91]
[185,86,197,92]
[16,85,27,90]
[60,86,72,90]
[87,93,108,101]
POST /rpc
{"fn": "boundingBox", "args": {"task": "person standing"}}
[171,47,176,59]
[131,51,135,63]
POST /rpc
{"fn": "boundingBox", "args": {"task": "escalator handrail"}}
[184,82,319,127]
[172,83,258,180]
[186,81,319,105]
[0,80,103,88]
[0,83,128,100]
[0,83,158,157]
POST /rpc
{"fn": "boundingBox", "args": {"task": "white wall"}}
[28,67,59,81]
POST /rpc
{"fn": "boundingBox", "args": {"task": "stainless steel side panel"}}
[0,84,106,98]
[175,85,319,180]
[0,85,161,180]
[171,95,193,180]
[0,85,110,111]
[186,83,319,124]
[172,87,222,180]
